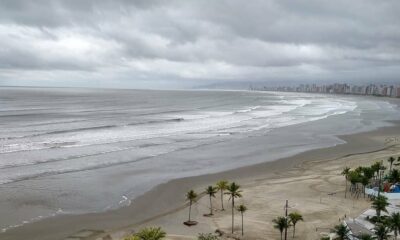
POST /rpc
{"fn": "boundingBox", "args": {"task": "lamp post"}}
[378,169,384,197]
[284,200,289,240]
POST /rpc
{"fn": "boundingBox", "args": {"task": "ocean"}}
[0,87,399,232]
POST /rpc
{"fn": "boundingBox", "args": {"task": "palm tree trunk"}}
[280,232,283,240]
[363,186,366,198]
[220,190,224,210]
[231,197,234,234]
[293,224,296,238]
[345,179,347,198]
[188,201,192,222]
[209,195,213,215]
[241,212,244,236]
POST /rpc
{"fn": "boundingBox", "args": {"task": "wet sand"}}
[1,119,400,240]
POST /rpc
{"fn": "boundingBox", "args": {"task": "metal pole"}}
[378,170,382,197]
[284,200,288,240]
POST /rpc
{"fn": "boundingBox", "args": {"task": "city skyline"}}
[260,82,400,98]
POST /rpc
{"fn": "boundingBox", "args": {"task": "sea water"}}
[0,87,399,231]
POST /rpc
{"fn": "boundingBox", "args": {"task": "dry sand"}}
[2,123,400,240]
[125,125,400,240]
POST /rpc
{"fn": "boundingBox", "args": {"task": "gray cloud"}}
[0,0,399,88]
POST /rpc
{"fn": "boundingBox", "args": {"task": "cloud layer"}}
[0,0,400,88]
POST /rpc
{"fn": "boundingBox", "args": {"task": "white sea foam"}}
[1,88,400,232]
[0,93,362,185]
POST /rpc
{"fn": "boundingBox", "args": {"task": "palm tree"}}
[225,182,242,234]
[205,185,217,215]
[289,212,304,238]
[185,190,197,223]
[341,167,351,198]
[216,180,228,210]
[135,227,166,240]
[273,216,291,240]
[348,170,362,194]
[332,223,350,240]
[362,167,375,180]
[388,212,400,239]
[357,234,376,240]
[388,157,395,172]
[374,223,390,240]
[389,169,400,183]
[371,161,385,179]
[361,176,370,198]
[372,195,389,218]
[237,204,247,236]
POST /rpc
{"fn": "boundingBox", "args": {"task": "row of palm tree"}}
[329,192,400,239]
[331,156,400,240]
[272,212,304,239]
[370,195,400,239]
[341,156,400,199]
[185,181,247,235]
[341,160,389,199]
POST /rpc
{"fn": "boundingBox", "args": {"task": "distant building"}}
[258,82,400,98]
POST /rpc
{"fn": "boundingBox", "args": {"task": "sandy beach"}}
[1,118,400,240]
[123,122,400,240]
[2,1,400,238]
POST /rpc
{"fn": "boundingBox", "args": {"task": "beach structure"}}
[366,187,400,200]
[344,216,375,240]
[340,198,400,240]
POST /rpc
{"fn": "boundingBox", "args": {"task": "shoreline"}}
[1,120,400,240]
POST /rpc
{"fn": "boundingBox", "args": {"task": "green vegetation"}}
[371,161,385,178]
[389,169,400,183]
[225,182,242,234]
[388,212,400,239]
[388,157,395,172]
[205,185,217,215]
[341,167,351,198]
[216,180,229,211]
[374,223,390,240]
[124,227,166,240]
[273,216,291,240]
[272,211,304,240]
[289,212,304,238]
[130,155,400,240]
[236,204,247,236]
[332,223,350,240]
[333,155,400,240]
[197,233,219,240]
[186,190,198,223]
[371,195,389,219]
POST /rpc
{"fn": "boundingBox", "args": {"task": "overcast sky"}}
[0,0,399,89]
